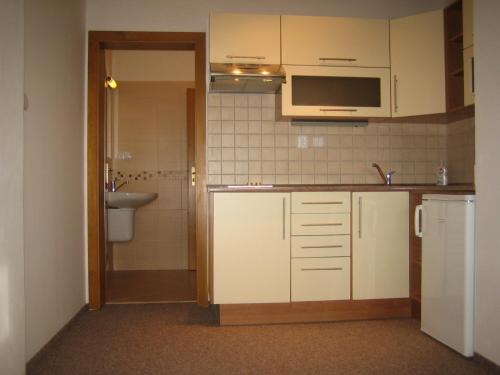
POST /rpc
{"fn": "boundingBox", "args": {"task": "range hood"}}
[209,63,285,93]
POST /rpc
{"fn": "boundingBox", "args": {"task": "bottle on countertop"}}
[436,160,448,186]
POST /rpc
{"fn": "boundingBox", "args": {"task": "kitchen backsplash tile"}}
[207,93,474,185]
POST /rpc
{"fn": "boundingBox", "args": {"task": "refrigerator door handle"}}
[415,204,423,238]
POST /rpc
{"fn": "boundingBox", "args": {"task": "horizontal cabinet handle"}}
[301,245,342,249]
[318,57,357,62]
[226,55,265,60]
[301,223,343,227]
[320,109,358,112]
[301,201,343,205]
[301,267,343,271]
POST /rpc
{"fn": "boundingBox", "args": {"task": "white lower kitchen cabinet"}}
[291,257,351,302]
[352,192,409,299]
[212,192,290,304]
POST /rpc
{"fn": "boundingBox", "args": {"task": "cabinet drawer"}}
[292,192,350,214]
[291,257,351,302]
[292,213,350,236]
[292,235,350,258]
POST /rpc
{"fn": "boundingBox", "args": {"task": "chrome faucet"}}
[109,178,129,192]
[371,163,395,185]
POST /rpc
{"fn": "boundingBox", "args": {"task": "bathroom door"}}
[187,88,196,270]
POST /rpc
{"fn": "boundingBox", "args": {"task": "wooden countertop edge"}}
[207,184,475,193]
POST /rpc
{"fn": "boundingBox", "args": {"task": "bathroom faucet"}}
[371,163,395,185]
[109,178,129,192]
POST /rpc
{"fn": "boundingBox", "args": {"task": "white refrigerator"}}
[415,194,475,357]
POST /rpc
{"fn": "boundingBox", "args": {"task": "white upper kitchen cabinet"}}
[212,192,290,304]
[209,13,281,65]
[390,10,446,117]
[281,15,390,67]
[352,192,409,300]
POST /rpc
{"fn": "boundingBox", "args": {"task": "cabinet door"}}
[462,0,474,49]
[281,65,391,118]
[352,192,409,299]
[213,192,290,304]
[463,46,475,106]
[209,13,281,65]
[282,15,390,67]
[390,10,446,117]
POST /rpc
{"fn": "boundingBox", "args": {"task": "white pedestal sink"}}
[106,192,158,242]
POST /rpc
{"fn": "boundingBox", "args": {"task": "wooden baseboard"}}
[218,298,411,325]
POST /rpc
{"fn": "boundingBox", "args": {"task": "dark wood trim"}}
[26,304,88,368]
[87,31,207,309]
[187,88,196,271]
[218,299,412,326]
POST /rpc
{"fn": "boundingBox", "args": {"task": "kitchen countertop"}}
[207,184,475,193]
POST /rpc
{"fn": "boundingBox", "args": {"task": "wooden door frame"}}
[87,31,208,309]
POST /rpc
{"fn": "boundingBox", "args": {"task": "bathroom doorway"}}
[87,32,208,309]
[104,50,196,303]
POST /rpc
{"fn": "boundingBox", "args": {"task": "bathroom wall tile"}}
[289,148,301,161]
[262,161,276,175]
[327,162,340,174]
[327,175,341,184]
[315,161,327,174]
[158,180,183,210]
[249,134,262,147]
[302,175,315,184]
[275,122,289,134]
[289,161,301,174]
[302,148,314,161]
[315,149,328,161]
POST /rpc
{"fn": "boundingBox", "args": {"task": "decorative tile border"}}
[115,170,187,181]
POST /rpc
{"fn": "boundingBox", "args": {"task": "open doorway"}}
[104,50,197,303]
[87,32,208,310]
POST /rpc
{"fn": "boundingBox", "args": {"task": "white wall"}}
[112,50,195,81]
[474,0,500,366]
[24,0,86,360]
[87,0,449,31]
[0,1,26,373]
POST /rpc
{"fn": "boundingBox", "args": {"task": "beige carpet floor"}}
[27,303,498,375]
